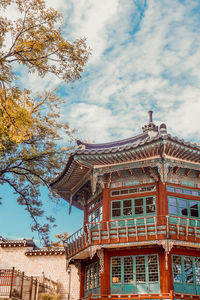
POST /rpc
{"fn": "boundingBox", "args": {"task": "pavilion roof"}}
[75,132,199,155]
[50,112,200,209]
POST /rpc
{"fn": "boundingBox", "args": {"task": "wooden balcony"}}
[79,292,200,300]
[65,215,200,259]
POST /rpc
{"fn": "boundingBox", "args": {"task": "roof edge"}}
[76,132,148,150]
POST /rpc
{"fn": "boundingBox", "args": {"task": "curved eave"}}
[76,132,148,149]
[76,134,200,156]
[57,189,86,211]
[50,154,75,188]
[167,135,200,151]
[50,133,200,207]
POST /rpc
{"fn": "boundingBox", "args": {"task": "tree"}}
[51,232,69,247]
[0,0,90,244]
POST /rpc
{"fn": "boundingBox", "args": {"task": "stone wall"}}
[0,246,80,300]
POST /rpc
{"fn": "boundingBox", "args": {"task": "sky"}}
[1,0,200,245]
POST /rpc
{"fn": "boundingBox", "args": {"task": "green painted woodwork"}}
[110,185,156,197]
[172,255,200,295]
[168,196,200,226]
[167,185,200,197]
[85,261,100,296]
[88,206,103,229]
[111,254,160,294]
[111,196,156,226]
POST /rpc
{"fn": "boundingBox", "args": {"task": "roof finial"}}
[148,111,153,124]
[142,111,158,136]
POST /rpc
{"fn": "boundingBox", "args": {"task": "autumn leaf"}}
[0,0,90,245]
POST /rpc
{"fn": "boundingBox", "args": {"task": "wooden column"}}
[157,180,167,224]
[102,187,110,232]
[168,253,174,292]
[80,262,85,299]
[100,249,110,296]
[159,249,173,293]
[102,187,110,223]
[83,204,88,227]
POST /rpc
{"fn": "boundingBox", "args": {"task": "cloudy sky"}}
[1,0,200,243]
[22,0,200,144]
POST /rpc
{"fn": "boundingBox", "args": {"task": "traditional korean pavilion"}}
[50,111,200,300]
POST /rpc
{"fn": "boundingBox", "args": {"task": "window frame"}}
[84,261,100,295]
[168,196,199,219]
[111,254,160,294]
[167,185,200,197]
[110,185,156,197]
[172,254,200,295]
[111,196,156,220]
[88,205,103,228]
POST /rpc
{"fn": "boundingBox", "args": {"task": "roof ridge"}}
[76,132,148,150]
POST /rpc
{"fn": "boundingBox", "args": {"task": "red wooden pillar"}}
[157,180,167,224]
[168,253,174,292]
[100,249,110,296]
[102,187,110,232]
[159,249,173,293]
[80,262,85,299]
[102,187,110,223]
[83,204,88,226]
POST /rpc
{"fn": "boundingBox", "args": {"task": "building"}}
[50,112,200,300]
[0,237,80,300]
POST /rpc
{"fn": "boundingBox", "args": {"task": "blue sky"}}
[1,0,200,245]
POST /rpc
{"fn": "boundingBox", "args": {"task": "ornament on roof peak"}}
[76,139,86,150]
[142,111,159,138]
[159,123,168,136]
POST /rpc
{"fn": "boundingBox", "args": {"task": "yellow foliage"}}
[40,292,62,300]
[0,0,90,244]
[0,0,90,148]
[0,88,34,148]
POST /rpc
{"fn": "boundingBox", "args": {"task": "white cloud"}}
[8,0,200,144]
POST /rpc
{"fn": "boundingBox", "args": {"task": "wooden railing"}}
[79,291,200,300]
[65,215,200,259]
[0,268,58,300]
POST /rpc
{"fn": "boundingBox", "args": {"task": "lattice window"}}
[111,254,159,293]
[111,185,156,196]
[167,185,200,197]
[184,257,194,284]
[136,256,146,283]
[148,255,159,282]
[190,201,198,217]
[85,266,90,291]
[179,199,188,216]
[88,196,102,211]
[135,198,144,215]
[123,200,132,216]
[146,197,156,213]
[173,255,182,283]
[84,261,100,293]
[88,206,102,227]
[168,197,178,215]
[112,201,121,217]
[172,255,200,296]
[111,196,156,220]
[168,196,200,219]
[112,258,121,283]
[124,257,133,283]
[195,258,200,285]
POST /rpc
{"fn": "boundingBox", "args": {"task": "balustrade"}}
[65,215,200,259]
